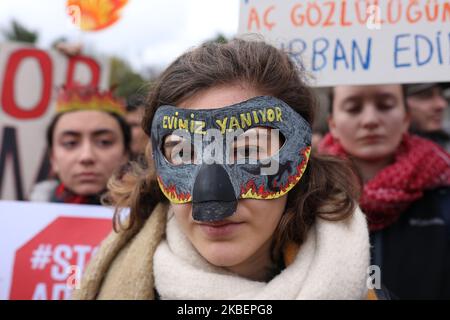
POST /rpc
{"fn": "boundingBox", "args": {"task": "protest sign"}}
[238,0,450,86]
[0,42,110,200]
[0,200,114,300]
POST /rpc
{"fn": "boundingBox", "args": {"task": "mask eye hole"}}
[230,127,285,163]
[162,134,197,165]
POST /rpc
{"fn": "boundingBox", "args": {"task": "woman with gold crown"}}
[29,85,131,205]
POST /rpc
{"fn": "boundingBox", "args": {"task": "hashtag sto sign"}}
[8,216,111,300]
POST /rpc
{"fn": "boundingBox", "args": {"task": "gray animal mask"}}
[150,96,312,222]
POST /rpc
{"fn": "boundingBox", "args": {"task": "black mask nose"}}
[192,164,237,222]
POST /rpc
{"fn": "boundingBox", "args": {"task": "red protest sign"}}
[9,216,111,300]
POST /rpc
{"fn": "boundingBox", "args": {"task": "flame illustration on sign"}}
[66,0,129,31]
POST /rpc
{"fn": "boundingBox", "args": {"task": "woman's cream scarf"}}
[154,206,370,300]
[73,203,370,300]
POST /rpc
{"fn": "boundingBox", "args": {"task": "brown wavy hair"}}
[105,39,361,261]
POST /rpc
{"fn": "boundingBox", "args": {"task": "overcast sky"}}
[0,0,240,71]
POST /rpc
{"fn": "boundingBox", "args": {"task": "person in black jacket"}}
[320,84,450,299]
[374,187,450,299]
[405,83,450,152]
[125,94,147,160]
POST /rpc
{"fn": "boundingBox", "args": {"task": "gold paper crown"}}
[56,85,126,116]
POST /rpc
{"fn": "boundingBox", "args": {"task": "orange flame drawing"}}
[157,146,311,203]
[240,146,311,199]
[157,176,192,204]
[66,0,129,32]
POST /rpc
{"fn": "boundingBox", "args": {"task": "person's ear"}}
[49,149,59,174]
[402,111,411,133]
[120,148,130,165]
[328,115,337,138]
[147,141,153,158]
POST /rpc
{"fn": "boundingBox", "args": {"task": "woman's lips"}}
[197,221,244,238]
[359,135,383,143]
[76,172,100,181]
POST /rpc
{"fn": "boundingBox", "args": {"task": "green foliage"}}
[2,20,38,44]
[202,33,228,45]
[109,56,148,99]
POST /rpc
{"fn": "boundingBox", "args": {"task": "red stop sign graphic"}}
[9,216,111,300]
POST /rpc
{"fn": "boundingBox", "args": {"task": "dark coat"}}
[371,187,450,299]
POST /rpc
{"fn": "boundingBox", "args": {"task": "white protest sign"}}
[0,200,115,300]
[238,0,450,87]
[0,42,111,200]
